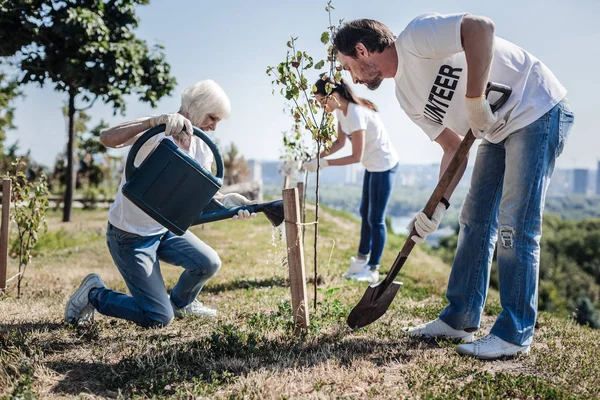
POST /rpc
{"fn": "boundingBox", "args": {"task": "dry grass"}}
[1,207,598,399]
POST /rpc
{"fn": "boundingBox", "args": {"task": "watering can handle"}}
[125,125,225,182]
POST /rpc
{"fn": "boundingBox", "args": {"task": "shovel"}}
[347,82,513,329]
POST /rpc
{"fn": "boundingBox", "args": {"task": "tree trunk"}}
[63,88,76,222]
[313,141,321,309]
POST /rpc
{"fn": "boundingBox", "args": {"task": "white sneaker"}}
[342,256,369,278]
[455,334,530,360]
[172,299,217,318]
[65,273,105,324]
[349,264,379,284]
[405,318,474,343]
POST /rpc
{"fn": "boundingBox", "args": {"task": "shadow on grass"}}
[0,321,101,357]
[203,276,288,294]
[45,326,432,398]
[0,321,65,335]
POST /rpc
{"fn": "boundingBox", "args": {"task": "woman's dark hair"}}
[333,19,396,57]
[314,78,378,112]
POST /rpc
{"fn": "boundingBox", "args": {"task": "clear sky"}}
[6,0,600,169]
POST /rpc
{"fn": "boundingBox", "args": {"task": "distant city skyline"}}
[254,159,600,197]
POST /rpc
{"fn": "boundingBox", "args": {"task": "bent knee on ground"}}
[139,309,174,328]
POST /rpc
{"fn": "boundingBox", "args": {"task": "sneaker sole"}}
[65,273,101,324]
[407,333,474,343]
[456,345,530,359]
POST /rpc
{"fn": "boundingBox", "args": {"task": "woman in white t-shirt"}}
[65,80,258,327]
[303,78,399,284]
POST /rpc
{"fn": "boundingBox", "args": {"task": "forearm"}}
[100,117,152,149]
[320,139,344,158]
[462,15,495,98]
[326,155,361,167]
[439,150,468,200]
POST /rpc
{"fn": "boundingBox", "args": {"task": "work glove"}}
[150,113,193,138]
[221,193,258,220]
[465,95,497,139]
[407,202,447,243]
[302,158,329,173]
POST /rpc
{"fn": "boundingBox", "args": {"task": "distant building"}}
[596,162,600,196]
[573,169,589,195]
[547,168,573,197]
[246,159,262,183]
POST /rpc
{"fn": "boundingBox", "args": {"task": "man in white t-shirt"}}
[334,13,575,359]
[65,80,258,328]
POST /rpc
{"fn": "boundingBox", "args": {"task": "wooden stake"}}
[296,182,304,222]
[0,178,11,293]
[282,188,309,332]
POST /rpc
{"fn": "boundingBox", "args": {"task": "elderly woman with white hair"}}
[65,80,253,328]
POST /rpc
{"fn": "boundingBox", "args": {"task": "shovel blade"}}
[347,280,403,329]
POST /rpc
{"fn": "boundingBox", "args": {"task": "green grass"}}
[0,206,599,399]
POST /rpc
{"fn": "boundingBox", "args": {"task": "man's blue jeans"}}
[358,162,399,266]
[89,223,221,327]
[439,100,574,346]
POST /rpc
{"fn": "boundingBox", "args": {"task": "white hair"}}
[180,80,231,125]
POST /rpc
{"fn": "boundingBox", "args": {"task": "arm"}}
[407,127,467,243]
[461,15,495,98]
[435,128,468,199]
[326,130,365,167]
[319,123,346,158]
[99,118,152,149]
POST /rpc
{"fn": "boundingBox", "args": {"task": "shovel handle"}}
[381,82,512,288]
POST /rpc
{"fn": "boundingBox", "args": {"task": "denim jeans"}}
[89,223,221,327]
[358,162,399,266]
[439,100,574,346]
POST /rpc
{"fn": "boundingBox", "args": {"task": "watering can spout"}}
[192,199,285,227]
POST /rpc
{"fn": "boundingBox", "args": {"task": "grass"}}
[0,206,599,399]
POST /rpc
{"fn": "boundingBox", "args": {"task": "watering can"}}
[122,125,284,236]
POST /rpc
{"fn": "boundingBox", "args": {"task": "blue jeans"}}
[358,163,399,266]
[89,223,221,327]
[439,100,574,346]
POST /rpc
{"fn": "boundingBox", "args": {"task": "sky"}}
[5,0,600,170]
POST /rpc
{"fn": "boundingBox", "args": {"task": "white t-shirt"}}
[394,13,567,143]
[335,102,399,172]
[108,133,214,236]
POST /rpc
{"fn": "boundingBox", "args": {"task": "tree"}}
[575,297,600,329]
[223,143,250,186]
[7,159,49,298]
[0,0,177,222]
[267,1,341,308]
[0,74,21,155]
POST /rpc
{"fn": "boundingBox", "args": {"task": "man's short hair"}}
[333,19,396,57]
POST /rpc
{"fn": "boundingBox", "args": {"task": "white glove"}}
[302,158,329,172]
[465,95,497,139]
[150,113,193,138]
[221,193,259,220]
[406,202,447,243]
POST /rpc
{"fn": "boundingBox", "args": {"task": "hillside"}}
[0,206,599,399]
